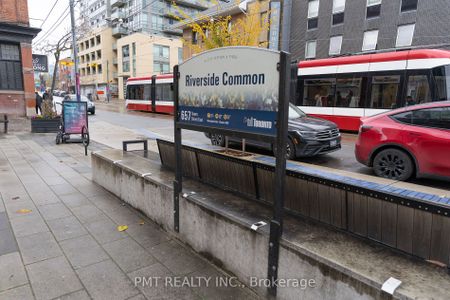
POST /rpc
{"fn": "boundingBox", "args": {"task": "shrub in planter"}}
[31,100,60,133]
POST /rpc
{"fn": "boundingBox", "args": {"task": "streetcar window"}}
[302,78,335,106]
[432,65,450,101]
[155,83,174,102]
[335,76,367,108]
[370,75,401,109]
[127,84,144,100]
[405,75,430,106]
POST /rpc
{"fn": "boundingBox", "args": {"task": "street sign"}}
[178,47,281,138]
[32,54,48,73]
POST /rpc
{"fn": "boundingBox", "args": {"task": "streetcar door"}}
[151,75,157,112]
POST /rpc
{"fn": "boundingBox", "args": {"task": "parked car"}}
[206,104,341,159]
[63,94,96,114]
[355,101,450,181]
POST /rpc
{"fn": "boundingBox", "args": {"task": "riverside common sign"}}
[173,46,292,296]
[177,47,282,138]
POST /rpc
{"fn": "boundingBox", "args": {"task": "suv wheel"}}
[373,148,414,181]
[273,139,296,160]
[210,134,225,147]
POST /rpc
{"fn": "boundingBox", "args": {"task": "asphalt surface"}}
[91,100,450,191]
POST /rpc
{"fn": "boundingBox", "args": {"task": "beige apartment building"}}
[77,27,119,99]
[117,33,182,99]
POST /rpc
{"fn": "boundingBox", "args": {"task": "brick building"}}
[289,0,450,61]
[0,0,40,116]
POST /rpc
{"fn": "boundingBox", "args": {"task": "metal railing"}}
[156,139,450,269]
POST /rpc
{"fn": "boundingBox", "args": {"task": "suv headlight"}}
[296,131,316,139]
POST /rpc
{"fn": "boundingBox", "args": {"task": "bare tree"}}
[43,32,72,98]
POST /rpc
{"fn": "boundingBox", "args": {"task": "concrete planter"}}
[31,117,60,133]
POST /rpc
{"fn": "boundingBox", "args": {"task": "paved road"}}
[91,100,450,191]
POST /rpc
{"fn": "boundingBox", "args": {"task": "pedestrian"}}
[43,90,49,101]
[35,92,43,115]
[406,96,416,106]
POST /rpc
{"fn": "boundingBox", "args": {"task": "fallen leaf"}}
[117,225,128,232]
[16,209,32,214]
[139,220,145,225]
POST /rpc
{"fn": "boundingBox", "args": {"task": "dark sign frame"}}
[173,48,291,296]
[32,54,49,73]
[62,100,88,135]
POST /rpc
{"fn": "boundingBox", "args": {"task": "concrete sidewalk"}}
[0,132,257,300]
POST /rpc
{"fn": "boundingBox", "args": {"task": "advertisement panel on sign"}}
[178,47,280,136]
[32,54,49,73]
[63,101,87,134]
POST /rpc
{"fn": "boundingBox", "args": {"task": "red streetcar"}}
[296,49,450,131]
[126,74,174,114]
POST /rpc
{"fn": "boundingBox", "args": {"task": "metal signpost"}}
[173,46,291,296]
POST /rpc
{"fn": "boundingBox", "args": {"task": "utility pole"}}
[69,0,81,101]
[106,60,110,103]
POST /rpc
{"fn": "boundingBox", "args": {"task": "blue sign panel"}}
[179,106,276,135]
[178,47,280,137]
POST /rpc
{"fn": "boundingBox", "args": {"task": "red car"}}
[355,101,450,181]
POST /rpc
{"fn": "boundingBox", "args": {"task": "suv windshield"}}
[289,104,306,119]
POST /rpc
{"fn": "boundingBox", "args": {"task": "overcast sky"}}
[28,0,80,59]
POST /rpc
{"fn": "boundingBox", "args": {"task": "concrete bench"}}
[92,148,450,300]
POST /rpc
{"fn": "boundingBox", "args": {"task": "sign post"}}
[173,47,290,296]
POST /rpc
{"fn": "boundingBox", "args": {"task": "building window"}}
[154,62,170,74]
[332,0,345,25]
[96,35,101,45]
[122,45,130,72]
[153,45,169,60]
[153,44,170,74]
[192,31,198,44]
[362,30,379,51]
[329,36,343,55]
[305,40,317,59]
[96,50,101,59]
[178,48,183,64]
[151,15,163,30]
[366,0,382,18]
[98,64,102,74]
[132,43,136,77]
[396,24,415,47]
[307,0,319,30]
[401,0,418,12]
[0,43,22,91]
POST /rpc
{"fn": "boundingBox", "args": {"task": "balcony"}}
[112,43,117,51]
[112,25,127,37]
[165,0,209,10]
[112,58,118,65]
[111,0,126,8]
[111,9,125,21]
[163,8,185,20]
[162,26,183,36]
